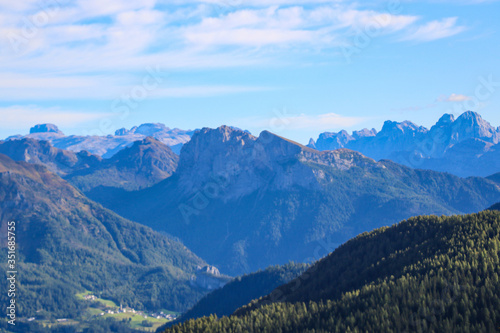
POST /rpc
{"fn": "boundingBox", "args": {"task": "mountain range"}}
[3,111,499,179]
[6,123,194,157]
[89,125,500,276]
[309,111,500,177]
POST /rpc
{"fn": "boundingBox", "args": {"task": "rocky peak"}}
[451,111,498,144]
[109,137,178,172]
[380,120,427,136]
[133,123,170,135]
[30,124,63,135]
[352,128,377,139]
[176,126,257,190]
[114,128,130,136]
[314,130,354,151]
[436,113,455,126]
[179,126,256,166]
[308,138,317,149]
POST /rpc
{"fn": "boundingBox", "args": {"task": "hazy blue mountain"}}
[0,137,178,192]
[66,136,179,191]
[5,123,194,157]
[0,137,102,176]
[309,111,500,177]
[487,172,500,184]
[0,153,209,319]
[89,126,500,276]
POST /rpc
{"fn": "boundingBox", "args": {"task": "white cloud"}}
[437,93,472,102]
[182,6,419,48]
[0,106,112,129]
[401,17,466,42]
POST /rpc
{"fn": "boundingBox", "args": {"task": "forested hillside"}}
[0,153,205,319]
[164,263,308,329]
[164,211,500,332]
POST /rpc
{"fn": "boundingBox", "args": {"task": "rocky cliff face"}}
[189,265,230,290]
[309,111,500,177]
[176,126,378,200]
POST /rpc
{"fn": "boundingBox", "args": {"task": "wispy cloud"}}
[401,17,466,42]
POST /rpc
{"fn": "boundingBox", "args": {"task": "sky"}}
[1,0,499,144]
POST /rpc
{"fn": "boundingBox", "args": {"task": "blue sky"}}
[1,0,499,144]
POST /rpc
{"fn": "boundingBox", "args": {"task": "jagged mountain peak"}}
[308,138,316,148]
[436,113,455,125]
[352,128,377,139]
[380,120,427,135]
[318,130,353,139]
[311,112,499,176]
[451,110,498,144]
[186,125,256,148]
[457,110,484,122]
[114,127,130,136]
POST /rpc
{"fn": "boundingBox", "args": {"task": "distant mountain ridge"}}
[309,111,500,177]
[5,123,194,157]
[0,136,178,191]
[91,125,500,276]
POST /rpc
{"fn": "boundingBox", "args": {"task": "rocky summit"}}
[29,123,64,134]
